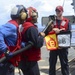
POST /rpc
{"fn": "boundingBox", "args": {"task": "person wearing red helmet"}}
[0,5,28,75]
[49,5,70,75]
[18,7,45,75]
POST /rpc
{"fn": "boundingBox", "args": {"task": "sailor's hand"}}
[53,28,60,34]
[39,32,45,37]
[60,28,65,31]
[4,50,13,59]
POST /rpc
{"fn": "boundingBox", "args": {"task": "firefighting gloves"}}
[4,50,13,59]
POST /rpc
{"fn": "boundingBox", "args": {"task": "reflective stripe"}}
[53,21,56,26]
[61,21,66,26]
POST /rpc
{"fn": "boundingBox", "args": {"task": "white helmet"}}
[11,5,28,20]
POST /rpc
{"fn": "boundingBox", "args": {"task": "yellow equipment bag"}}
[45,31,58,50]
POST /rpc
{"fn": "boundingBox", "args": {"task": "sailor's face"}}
[56,9,63,17]
[32,12,38,23]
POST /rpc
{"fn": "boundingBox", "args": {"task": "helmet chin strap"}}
[20,20,25,24]
[31,17,37,24]
[14,19,20,25]
[17,18,25,24]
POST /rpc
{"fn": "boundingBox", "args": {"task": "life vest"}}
[45,17,69,50]
[54,17,69,31]
[0,20,21,66]
[21,22,41,61]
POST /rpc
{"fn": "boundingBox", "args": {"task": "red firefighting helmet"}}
[26,7,38,22]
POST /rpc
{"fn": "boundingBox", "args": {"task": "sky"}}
[0,0,74,27]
